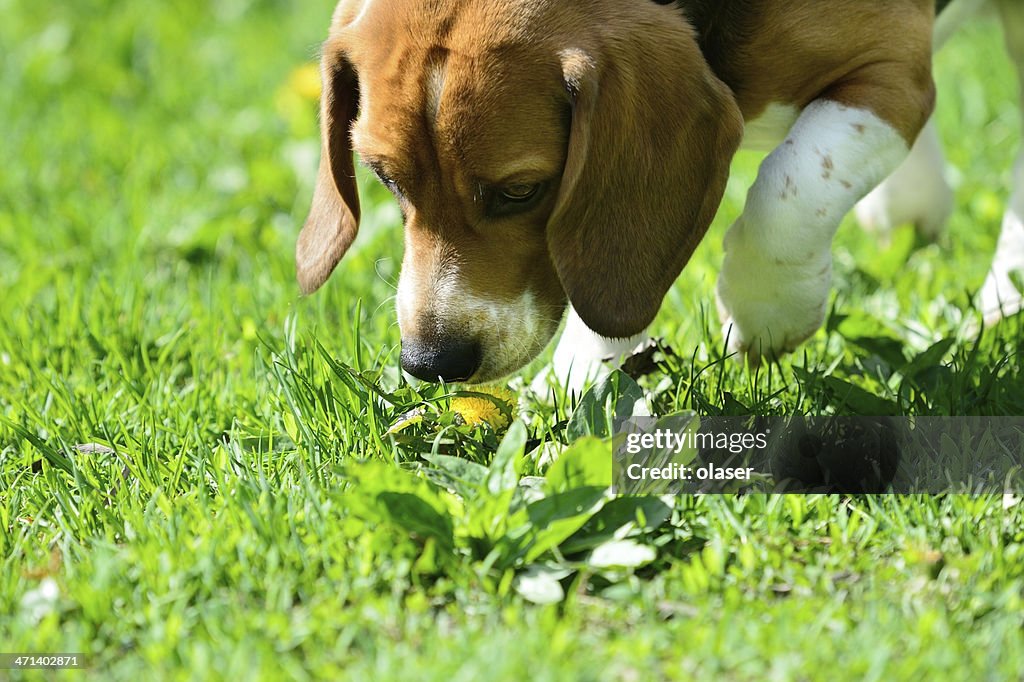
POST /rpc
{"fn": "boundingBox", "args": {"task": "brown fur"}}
[679,1,935,141]
[297,0,937,380]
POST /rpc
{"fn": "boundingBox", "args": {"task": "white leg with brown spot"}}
[531,307,647,396]
[854,117,953,242]
[716,99,910,363]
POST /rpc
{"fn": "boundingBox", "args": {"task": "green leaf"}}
[821,376,898,415]
[566,371,645,441]
[837,310,893,339]
[523,486,609,563]
[846,335,907,369]
[721,392,750,416]
[385,407,426,435]
[421,454,488,497]
[859,223,916,282]
[487,420,527,495]
[560,496,673,555]
[377,491,454,552]
[902,338,955,380]
[282,411,300,443]
[545,437,613,491]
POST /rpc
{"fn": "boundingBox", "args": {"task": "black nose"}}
[400,337,482,382]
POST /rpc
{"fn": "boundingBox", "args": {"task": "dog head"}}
[297,0,743,382]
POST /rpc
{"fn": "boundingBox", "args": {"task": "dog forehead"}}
[334,0,572,72]
[341,4,568,173]
[433,62,568,165]
[354,63,566,190]
[334,0,553,36]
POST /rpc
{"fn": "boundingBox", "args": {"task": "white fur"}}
[978,137,1024,326]
[853,0,985,241]
[425,61,448,125]
[532,307,647,395]
[535,102,802,388]
[854,117,953,242]
[716,100,909,362]
[977,0,1024,326]
[459,289,548,381]
[537,1,1024,384]
[397,249,554,382]
[349,0,375,26]
[854,0,1024,333]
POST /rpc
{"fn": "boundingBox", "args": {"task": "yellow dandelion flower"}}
[287,63,322,101]
[450,386,517,430]
[275,63,323,133]
[451,397,507,428]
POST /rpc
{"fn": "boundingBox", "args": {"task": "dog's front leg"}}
[716,99,913,364]
[978,154,1024,326]
[978,0,1024,327]
[530,307,648,395]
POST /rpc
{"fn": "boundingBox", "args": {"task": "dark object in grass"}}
[619,338,675,380]
[775,417,900,493]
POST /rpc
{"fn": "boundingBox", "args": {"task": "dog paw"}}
[977,272,1024,329]
[715,252,831,365]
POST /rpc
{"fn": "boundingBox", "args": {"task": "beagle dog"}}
[296,0,1024,387]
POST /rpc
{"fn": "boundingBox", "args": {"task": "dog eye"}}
[500,184,540,202]
[375,171,401,194]
[366,164,403,196]
[487,182,546,217]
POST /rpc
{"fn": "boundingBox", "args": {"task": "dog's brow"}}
[355,152,387,170]
[351,135,398,176]
[358,155,401,184]
[350,125,392,159]
[482,158,558,185]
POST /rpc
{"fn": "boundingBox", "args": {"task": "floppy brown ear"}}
[296,40,361,294]
[548,17,743,339]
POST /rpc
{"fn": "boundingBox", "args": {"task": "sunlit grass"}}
[1,2,1022,679]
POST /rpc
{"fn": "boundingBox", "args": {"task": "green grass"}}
[1,1,1023,679]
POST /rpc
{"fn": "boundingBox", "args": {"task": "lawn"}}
[1,1,1023,680]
